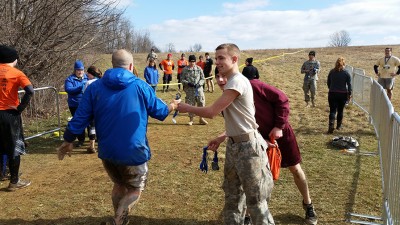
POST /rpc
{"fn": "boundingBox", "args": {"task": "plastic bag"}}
[267,137,282,181]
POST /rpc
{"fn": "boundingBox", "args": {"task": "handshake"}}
[188,83,201,88]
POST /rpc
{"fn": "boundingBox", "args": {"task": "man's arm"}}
[159,62,163,71]
[374,65,379,75]
[300,62,308,74]
[178,89,239,118]
[17,85,34,113]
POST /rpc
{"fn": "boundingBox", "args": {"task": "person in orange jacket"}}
[159,53,175,92]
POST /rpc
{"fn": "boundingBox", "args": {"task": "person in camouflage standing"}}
[180,55,208,126]
[301,51,320,107]
[178,44,274,225]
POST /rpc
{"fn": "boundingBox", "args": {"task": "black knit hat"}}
[0,45,19,63]
[246,57,253,64]
[189,55,196,62]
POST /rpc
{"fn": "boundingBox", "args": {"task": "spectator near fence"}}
[57,49,180,225]
[0,45,34,191]
[64,60,89,148]
[327,57,352,134]
[301,51,320,107]
[373,47,400,100]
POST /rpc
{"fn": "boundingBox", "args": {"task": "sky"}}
[114,0,400,52]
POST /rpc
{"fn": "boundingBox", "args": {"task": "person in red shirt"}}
[159,53,175,92]
[196,55,205,70]
[0,45,34,191]
[177,53,188,90]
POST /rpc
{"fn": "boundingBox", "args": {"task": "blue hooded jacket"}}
[64,68,170,165]
[144,66,159,85]
[64,74,89,107]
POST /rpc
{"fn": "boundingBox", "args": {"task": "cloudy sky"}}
[118,0,400,52]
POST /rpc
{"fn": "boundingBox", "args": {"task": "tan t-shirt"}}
[375,56,400,78]
[223,73,258,137]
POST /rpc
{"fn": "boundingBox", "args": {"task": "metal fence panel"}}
[386,113,400,225]
[18,86,62,140]
[352,69,372,114]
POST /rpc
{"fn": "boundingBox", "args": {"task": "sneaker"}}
[244,215,252,225]
[87,147,97,154]
[188,121,193,126]
[303,201,318,225]
[8,179,31,191]
[75,141,84,148]
[199,118,208,125]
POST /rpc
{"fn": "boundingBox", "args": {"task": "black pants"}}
[68,107,86,142]
[328,92,348,122]
[0,110,24,183]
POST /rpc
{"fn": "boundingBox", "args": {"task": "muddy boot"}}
[327,120,335,134]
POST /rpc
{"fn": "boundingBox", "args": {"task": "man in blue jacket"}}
[64,60,89,147]
[57,49,180,225]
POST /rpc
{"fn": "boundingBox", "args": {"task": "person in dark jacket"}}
[242,57,259,80]
[0,45,34,191]
[327,57,352,134]
[57,49,180,225]
[64,60,89,147]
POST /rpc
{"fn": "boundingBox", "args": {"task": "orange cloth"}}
[196,61,205,70]
[0,64,31,110]
[160,59,174,75]
[177,59,188,74]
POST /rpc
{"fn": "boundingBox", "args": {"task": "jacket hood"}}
[102,68,136,90]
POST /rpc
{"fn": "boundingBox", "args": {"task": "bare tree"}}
[192,43,202,52]
[165,43,176,53]
[0,0,125,87]
[329,30,351,47]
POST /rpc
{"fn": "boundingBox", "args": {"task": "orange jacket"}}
[0,64,32,110]
[159,59,175,75]
[177,59,188,74]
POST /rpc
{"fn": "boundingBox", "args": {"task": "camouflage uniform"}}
[224,131,275,225]
[181,65,206,120]
[300,60,320,104]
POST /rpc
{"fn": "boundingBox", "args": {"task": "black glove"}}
[188,83,194,87]
[195,84,200,88]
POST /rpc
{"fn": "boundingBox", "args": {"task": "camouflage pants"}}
[223,131,275,225]
[303,79,317,103]
[185,88,205,119]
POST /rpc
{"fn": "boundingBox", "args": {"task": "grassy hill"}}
[0,45,397,224]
